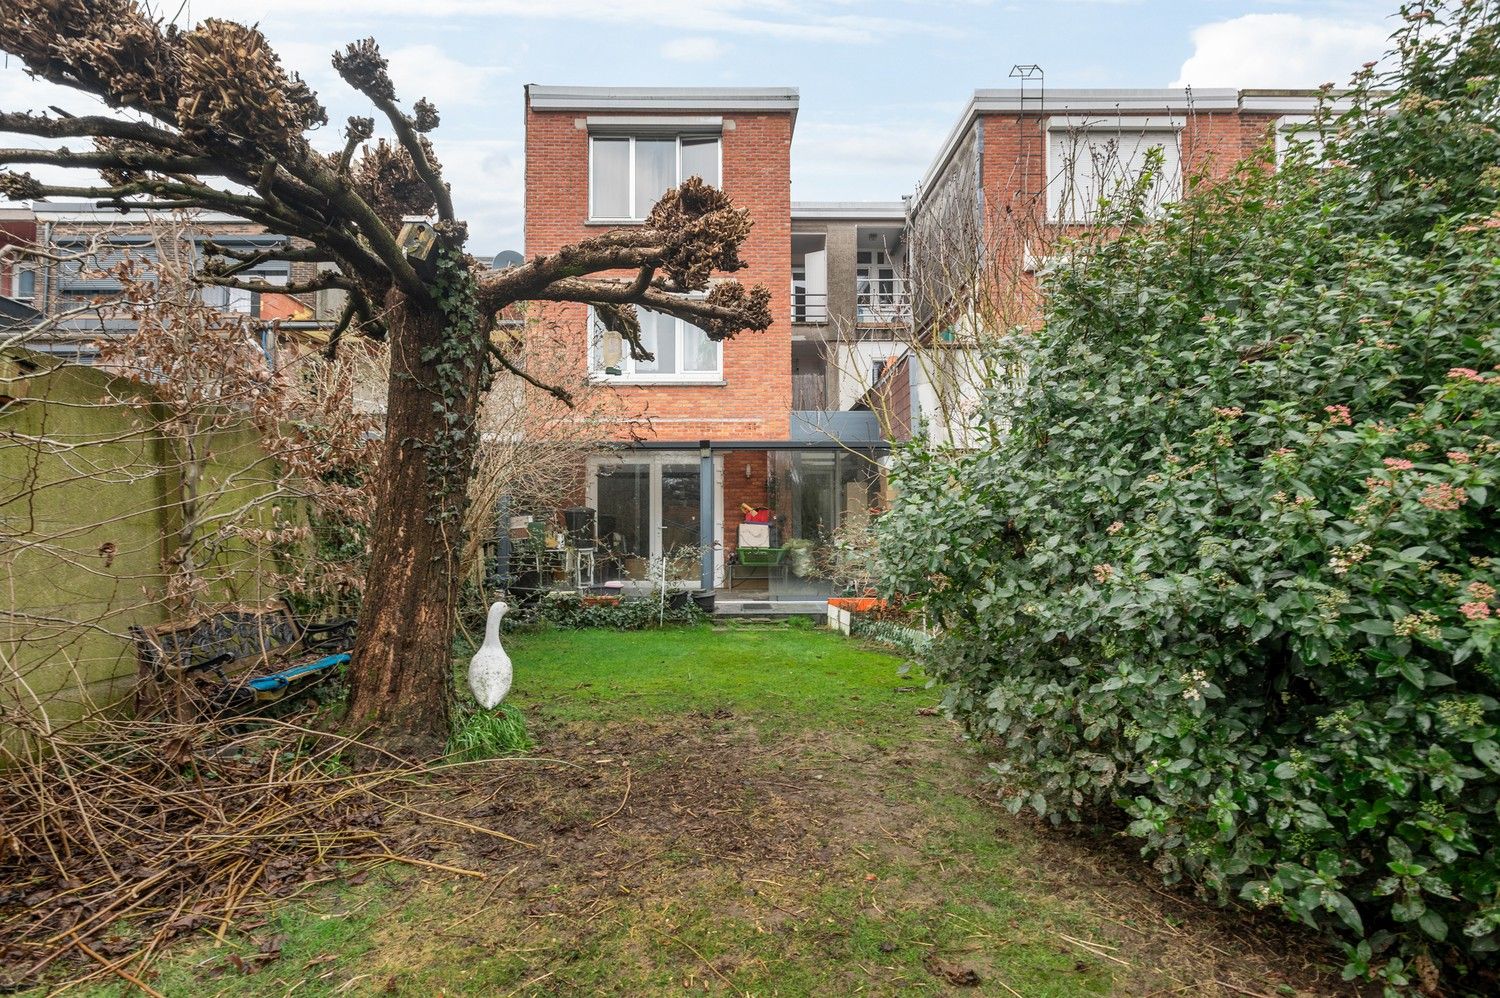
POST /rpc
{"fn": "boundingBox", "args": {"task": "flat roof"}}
[911,87,1348,211]
[527,84,798,116]
[791,201,907,222]
[26,200,248,224]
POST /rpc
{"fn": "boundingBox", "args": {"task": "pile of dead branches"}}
[0,709,499,994]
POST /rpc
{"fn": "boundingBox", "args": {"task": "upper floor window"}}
[10,263,37,303]
[1047,119,1183,224]
[590,135,721,222]
[590,304,721,381]
[1275,115,1331,167]
[856,250,906,325]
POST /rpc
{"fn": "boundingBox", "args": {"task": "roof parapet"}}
[526,85,798,131]
[911,87,1348,213]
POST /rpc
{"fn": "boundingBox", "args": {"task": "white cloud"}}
[433,138,524,254]
[792,119,951,201]
[1173,13,1389,89]
[184,0,939,44]
[660,37,728,63]
[253,40,506,113]
[385,45,509,107]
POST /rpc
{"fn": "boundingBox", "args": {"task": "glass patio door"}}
[595,462,652,583]
[591,457,715,585]
[659,463,701,580]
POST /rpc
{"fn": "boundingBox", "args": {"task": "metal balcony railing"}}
[856,278,913,326]
[791,289,828,324]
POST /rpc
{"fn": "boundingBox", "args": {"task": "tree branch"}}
[201,242,334,278]
[474,231,669,312]
[531,277,769,339]
[368,95,454,223]
[197,271,355,296]
[0,111,188,151]
[0,146,220,176]
[486,341,573,406]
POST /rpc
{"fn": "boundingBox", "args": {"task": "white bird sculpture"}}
[467,601,513,709]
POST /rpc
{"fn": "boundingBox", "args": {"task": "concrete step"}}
[713,598,827,620]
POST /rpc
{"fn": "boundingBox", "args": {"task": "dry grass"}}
[0,709,526,995]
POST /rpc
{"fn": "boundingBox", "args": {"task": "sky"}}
[0,0,1396,256]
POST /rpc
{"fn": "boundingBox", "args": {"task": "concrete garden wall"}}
[1,349,288,728]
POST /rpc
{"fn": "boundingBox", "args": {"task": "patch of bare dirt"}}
[363,712,1360,996]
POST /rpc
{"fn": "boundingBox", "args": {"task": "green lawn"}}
[500,620,920,733]
[73,623,1339,997]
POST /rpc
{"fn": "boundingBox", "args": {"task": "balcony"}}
[791,289,828,325]
[856,278,912,327]
[791,231,828,326]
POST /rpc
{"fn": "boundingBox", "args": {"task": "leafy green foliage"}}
[447,702,532,760]
[877,2,1500,987]
[534,592,707,630]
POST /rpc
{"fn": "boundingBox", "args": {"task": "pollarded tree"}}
[0,2,772,752]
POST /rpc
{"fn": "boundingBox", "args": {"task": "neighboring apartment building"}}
[869,89,1340,444]
[1,201,317,364]
[789,201,910,411]
[522,86,888,595]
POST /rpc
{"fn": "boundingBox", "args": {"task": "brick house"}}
[522,86,889,599]
[519,84,1341,596]
[869,88,1342,444]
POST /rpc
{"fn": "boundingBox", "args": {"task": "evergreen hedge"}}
[879,3,1500,988]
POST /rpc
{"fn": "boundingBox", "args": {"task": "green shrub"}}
[535,591,707,630]
[878,2,1500,989]
[447,703,532,760]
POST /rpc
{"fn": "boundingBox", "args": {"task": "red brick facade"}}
[720,449,771,559]
[523,97,794,444]
[886,92,1331,441]
[975,107,1287,247]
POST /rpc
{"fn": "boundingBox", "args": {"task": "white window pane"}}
[591,137,631,218]
[682,321,718,373]
[1049,129,1180,223]
[654,313,678,374]
[681,136,720,188]
[634,139,676,218]
[635,309,662,373]
[15,269,36,299]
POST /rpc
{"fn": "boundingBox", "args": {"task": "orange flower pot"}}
[828,597,882,613]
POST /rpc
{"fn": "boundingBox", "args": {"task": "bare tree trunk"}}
[344,291,484,754]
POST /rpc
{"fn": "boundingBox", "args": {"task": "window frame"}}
[1274,114,1332,167]
[588,303,724,384]
[1044,116,1185,225]
[588,134,723,223]
[9,261,38,303]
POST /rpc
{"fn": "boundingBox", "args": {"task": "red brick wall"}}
[524,103,794,443]
[721,449,771,558]
[972,107,1288,324]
